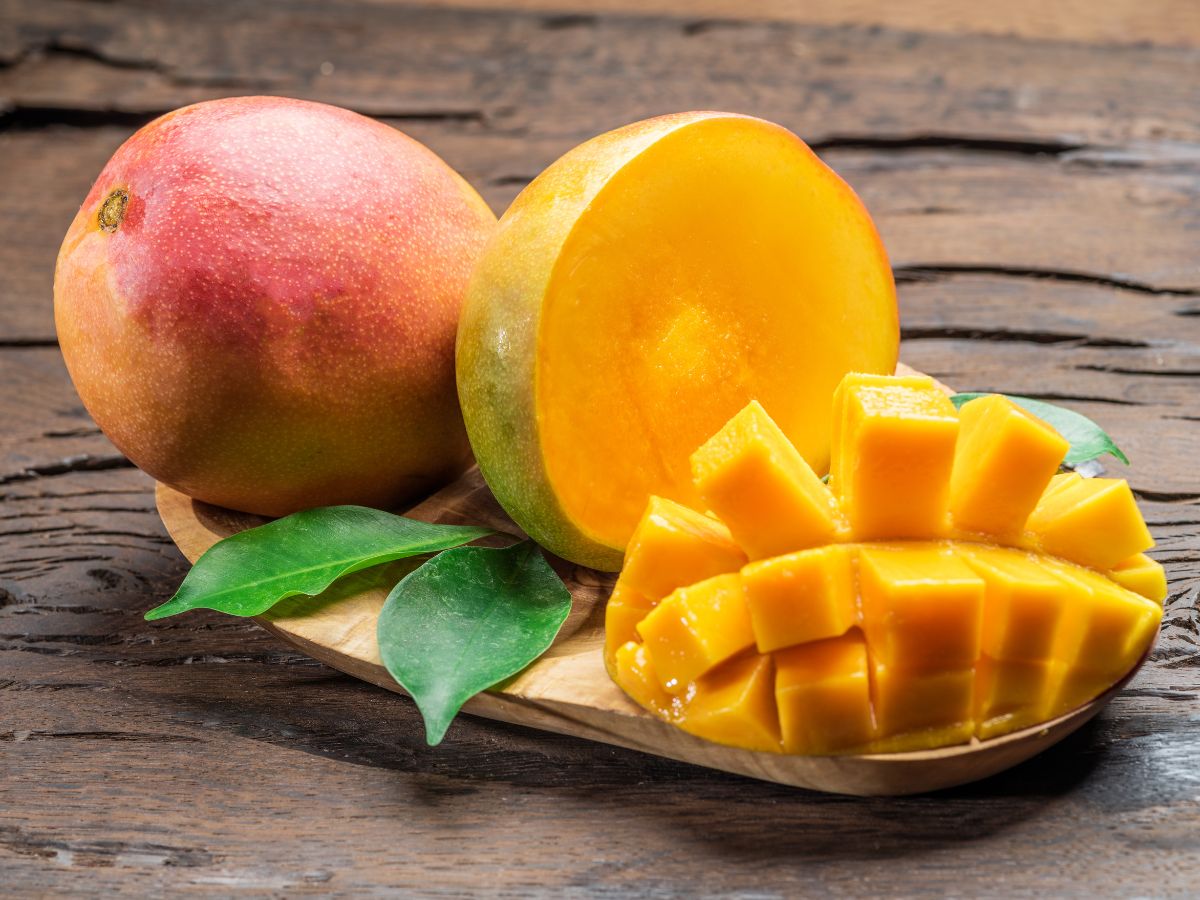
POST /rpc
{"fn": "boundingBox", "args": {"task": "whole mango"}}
[55,96,496,516]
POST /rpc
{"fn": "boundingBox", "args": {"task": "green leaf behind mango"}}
[950,393,1130,467]
[145,506,493,620]
[378,541,572,745]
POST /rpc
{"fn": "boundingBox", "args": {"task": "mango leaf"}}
[145,506,493,620]
[950,393,1130,467]
[378,541,572,745]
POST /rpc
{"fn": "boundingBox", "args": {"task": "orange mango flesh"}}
[832,374,960,540]
[635,574,755,692]
[775,633,875,754]
[950,395,1070,539]
[608,377,1163,755]
[691,400,841,560]
[1108,553,1168,605]
[742,546,858,653]
[458,113,898,571]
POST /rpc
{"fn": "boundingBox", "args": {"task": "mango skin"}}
[457,112,897,571]
[55,97,496,516]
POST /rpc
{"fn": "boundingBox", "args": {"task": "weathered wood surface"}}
[1,0,1198,894]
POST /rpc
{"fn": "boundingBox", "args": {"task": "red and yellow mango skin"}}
[55,97,496,517]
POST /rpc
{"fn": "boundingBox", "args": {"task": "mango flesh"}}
[55,97,496,517]
[608,376,1163,755]
[457,112,898,570]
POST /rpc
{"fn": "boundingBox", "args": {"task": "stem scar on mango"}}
[98,188,129,233]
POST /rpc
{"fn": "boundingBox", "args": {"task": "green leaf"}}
[949,393,1130,467]
[145,507,493,620]
[377,541,572,745]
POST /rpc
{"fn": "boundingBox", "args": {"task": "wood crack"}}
[0,338,58,349]
[811,134,1085,156]
[900,326,1150,348]
[1075,365,1200,378]
[0,454,134,486]
[895,264,1200,297]
[0,825,216,868]
[0,729,201,743]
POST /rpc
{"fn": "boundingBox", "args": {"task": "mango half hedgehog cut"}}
[605,373,1164,754]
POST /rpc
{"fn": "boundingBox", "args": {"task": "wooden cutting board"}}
[153,364,1146,795]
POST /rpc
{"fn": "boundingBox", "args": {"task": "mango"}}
[55,98,496,516]
[457,113,899,570]
[608,374,1162,755]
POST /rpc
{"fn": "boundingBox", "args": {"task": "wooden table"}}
[3,1,1199,894]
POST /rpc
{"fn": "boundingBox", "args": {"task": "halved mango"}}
[458,113,898,569]
[608,373,1163,755]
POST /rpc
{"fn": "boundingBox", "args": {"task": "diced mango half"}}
[949,395,1068,538]
[636,574,754,692]
[742,545,858,653]
[607,373,1164,756]
[691,400,840,559]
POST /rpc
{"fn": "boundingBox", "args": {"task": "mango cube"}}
[620,495,747,601]
[974,657,1057,740]
[1045,662,1125,720]
[613,641,679,717]
[949,395,1068,538]
[1044,560,1161,679]
[604,582,656,667]
[690,400,840,560]
[1042,471,1082,502]
[681,652,781,753]
[1108,553,1168,605]
[741,545,858,653]
[832,375,959,539]
[775,633,875,754]
[958,546,1068,663]
[871,660,975,747]
[636,574,754,691]
[858,544,985,672]
[1027,477,1154,570]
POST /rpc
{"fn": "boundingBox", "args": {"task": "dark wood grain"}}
[2,0,1198,894]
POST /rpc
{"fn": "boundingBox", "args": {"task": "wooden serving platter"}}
[154,418,1149,796]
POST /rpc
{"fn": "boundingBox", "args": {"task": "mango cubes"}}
[606,374,1164,755]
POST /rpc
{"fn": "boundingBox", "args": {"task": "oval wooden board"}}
[153,365,1148,796]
